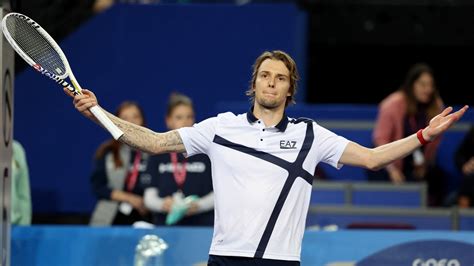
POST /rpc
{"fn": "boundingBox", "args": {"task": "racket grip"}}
[89,105,124,140]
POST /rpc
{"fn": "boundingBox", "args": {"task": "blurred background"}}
[4,0,474,264]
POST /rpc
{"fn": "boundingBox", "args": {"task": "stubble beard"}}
[256,96,282,110]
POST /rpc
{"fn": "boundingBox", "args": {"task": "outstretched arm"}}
[339,105,469,170]
[103,110,185,154]
[65,88,185,154]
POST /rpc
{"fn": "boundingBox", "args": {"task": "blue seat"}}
[352,190,423,208]
[459,209,474,230]
[351,183,426,208]
[311,182,426,208]
[311,189,347,205]
[307,206,453,230]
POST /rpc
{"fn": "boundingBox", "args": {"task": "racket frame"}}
[1,12,124,140]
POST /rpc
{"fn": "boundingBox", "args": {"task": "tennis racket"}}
[1,12,123,140]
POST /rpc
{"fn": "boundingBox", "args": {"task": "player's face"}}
[253,59,291,110]
[166,104,195,130]
[413,72,435,104]
[119,105,144,126]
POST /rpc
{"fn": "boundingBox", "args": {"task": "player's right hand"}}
[63,88,98,121]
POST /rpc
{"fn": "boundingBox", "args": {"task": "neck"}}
[253,103,285,127]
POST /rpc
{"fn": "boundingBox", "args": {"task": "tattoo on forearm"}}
[156,131,185,152]
[103,110,185,154]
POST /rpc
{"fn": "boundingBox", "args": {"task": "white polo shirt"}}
[178,110,349,261]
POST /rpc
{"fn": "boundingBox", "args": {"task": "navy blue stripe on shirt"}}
[213,135,293,172]
[212,122,315,258]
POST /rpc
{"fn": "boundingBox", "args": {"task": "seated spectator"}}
[369,63,446,206]
[144,93,214,226]
[89,101,151,225]
[456,126,474,208]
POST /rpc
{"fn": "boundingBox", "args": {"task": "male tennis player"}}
[67,51,468,266]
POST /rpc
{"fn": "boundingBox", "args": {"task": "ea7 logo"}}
[280,140,297,149]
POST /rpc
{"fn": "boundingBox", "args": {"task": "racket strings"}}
[5,16,67,76]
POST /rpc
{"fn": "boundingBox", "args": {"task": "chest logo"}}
[280,140,297,149]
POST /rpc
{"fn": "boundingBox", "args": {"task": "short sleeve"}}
[177,116,218,157]
[314,122,350,169]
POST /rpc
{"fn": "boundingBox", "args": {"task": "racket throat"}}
[33,63,78,94]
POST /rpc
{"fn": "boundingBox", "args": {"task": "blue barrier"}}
[306,206,454,230]
[12,226,474,265]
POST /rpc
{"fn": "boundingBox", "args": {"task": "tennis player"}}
[67,51,468,266]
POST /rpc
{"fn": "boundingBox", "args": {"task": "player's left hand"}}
[423,105,469,141]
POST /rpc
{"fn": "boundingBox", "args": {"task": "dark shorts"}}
[208,255,300,266]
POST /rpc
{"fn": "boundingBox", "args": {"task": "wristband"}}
[416,129,431,145]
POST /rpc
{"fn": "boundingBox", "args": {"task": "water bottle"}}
[134,234,168,266]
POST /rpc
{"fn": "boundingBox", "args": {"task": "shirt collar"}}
[246,107,289,132]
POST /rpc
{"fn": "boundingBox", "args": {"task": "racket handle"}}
[89,105,124,140]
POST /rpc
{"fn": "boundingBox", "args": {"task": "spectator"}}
[370,63,446,205]
[89,101,151,225]
[144,93,214,226]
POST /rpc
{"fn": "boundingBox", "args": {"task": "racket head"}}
[1,12,71,80]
